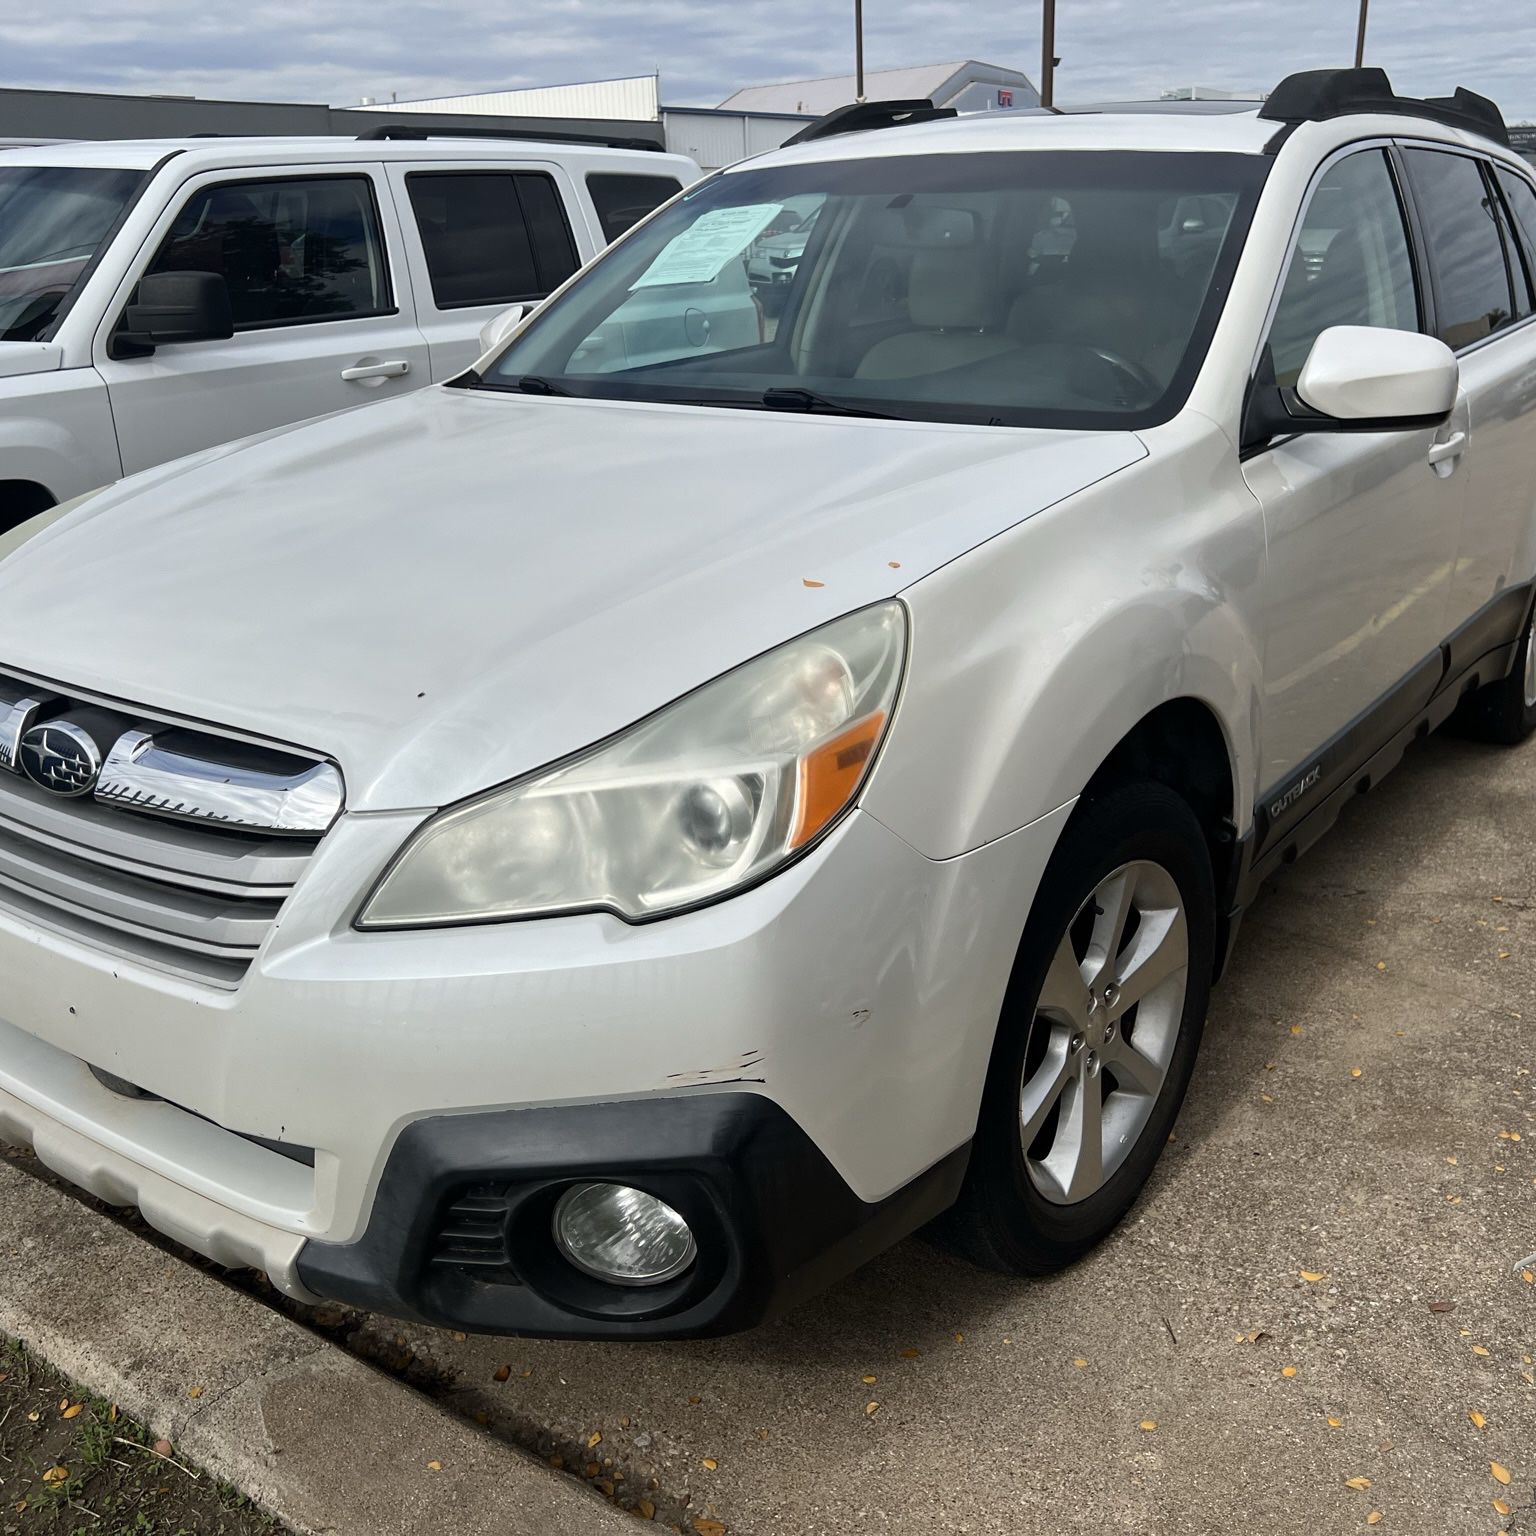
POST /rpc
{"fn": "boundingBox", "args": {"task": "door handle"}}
[1427,430,1467,466]
[340,360,410,382]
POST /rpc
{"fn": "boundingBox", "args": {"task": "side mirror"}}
[477,303,528,358]
[1245,325,1457,448]
[113,271,233,358]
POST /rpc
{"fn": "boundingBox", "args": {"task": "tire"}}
[941,781,1215,1276]
[1456,603,1536,745]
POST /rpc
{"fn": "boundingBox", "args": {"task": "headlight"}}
[358,602,906,927]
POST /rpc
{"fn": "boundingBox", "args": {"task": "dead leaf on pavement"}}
[637,1499,656,1520]
[1494,1498,1513,1517]
[1473,1345,1492,1357]
[1072,1357,1088,1368]
[40,1467,68,1485]
[694,1522,728,1536]
[1138,1419,1157,1432]
[1428,1301,1455,1313]
[1492,1462,1512,1485]
[864,1401,879,1417]
[1523,1270,1535,1286]
[1350,1068,1363,1079]
[1300,1271,1326,1283]
[861,1375,876,1384]
[1282,1366,1298,1378]
[1344,1477,1373,1491]
[587,1431,602,1449]
[492,1364,511,1383]
[898,1348,920,1359]
[1327,1417,1344,1428]
[61,1403,83,1420]
[702,1458,718,1471]
[1366,1512,1383,1526]
[426,1460,442,1472]
[187,1385,203,1399]
[1470,1410,1487,1429]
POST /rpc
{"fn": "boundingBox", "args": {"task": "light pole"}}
[1354,0,1369,67]
[855,0,866,101]
[1041,0,1057,109]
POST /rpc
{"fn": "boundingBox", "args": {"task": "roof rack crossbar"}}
[781,98,959,148]
[1258,68,1509,148]
[354,123,664,154]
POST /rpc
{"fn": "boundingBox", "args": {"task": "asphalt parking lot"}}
[347,726,1535,1536]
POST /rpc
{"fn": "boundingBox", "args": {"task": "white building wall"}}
[357,75,660,122]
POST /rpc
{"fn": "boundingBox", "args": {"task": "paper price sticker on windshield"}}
[630,203,782,289]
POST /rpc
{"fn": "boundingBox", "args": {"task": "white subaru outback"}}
[0,69,1533,1339]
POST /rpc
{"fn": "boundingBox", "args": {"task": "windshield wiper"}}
[759,386,903,420]
[498,374,571,397]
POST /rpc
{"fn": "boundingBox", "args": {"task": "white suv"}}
[0,131,698,527]
[0,70,1533,1339]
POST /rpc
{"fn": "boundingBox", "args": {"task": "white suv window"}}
[1265,149,1419,388]
[146,175,392,330]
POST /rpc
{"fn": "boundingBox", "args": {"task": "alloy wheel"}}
[1019,860,1189,1205]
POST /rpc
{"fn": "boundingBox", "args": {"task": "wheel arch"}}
[1076,697,1242,946]
[0,480,58,527]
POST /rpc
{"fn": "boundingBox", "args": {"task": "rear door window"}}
[406,171,579,309]
[147,175,391,329]
[1402,148,1516,348]
[586,174,683,242]
[1494,167,1536,318]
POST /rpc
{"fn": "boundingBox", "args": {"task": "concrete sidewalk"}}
[0,1160,631,1536]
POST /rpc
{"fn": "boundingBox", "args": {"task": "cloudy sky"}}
[4,0,1535,122]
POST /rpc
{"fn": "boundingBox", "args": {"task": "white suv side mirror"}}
[477,303,529,359]
[1295,325,1459,423]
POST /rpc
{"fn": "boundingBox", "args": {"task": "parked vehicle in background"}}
[2,71,1535,1343]
[0,132,698,529]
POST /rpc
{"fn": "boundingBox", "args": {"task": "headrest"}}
[908,245,994,330]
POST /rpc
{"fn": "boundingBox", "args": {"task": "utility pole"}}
[1041,0,1057,109]
[854,0,866,101]
[1354,0,1369,67]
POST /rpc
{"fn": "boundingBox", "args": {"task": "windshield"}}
[0,166,144,342]
[487,150,1268,429]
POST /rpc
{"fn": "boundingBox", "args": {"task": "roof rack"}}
[1258,68,1509,147]
[781,98,959,148]
[354,123,664,154]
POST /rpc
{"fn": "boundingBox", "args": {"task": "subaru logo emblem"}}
[18,720,102,798]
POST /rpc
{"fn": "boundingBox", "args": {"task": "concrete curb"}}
[0,1160,633,1535]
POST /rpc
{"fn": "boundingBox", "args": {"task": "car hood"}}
[0,387,1144,811]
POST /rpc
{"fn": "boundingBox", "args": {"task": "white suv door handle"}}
[1427,430,1467,466]
[340,360,411,382]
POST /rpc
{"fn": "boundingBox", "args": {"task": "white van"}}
[0,133,700,528]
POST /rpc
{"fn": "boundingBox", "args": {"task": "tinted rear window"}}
[1402,149,1515,348]
[586,174,683,242]
[407,171,579,309]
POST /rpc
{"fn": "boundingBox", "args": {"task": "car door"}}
[95,166,430,476]
[383,162,585,381]
[1241,145,1466,794]
[1401,147,1536,628]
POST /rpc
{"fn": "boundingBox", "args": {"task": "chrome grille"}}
[0,673,336,988]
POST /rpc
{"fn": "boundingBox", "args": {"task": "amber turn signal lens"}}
[790,710,886,849]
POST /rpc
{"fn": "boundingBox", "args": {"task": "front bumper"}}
[0,802,1071,1334]
[296,1093,968,1338]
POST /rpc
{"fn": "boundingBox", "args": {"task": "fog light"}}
[552,1182,697,1286]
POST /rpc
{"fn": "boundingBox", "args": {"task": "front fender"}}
[0,365,121,505]
[864,416,1265,858]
